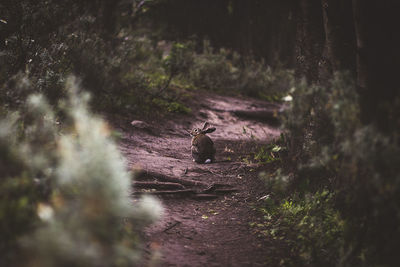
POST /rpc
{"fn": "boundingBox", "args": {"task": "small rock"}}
[131,120,150,129]
[131,120,151,132]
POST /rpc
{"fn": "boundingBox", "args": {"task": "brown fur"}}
[190,122,216,163]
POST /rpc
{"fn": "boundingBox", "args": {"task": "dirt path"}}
[118,92,282,266]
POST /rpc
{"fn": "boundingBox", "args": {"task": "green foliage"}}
[260,169,291,198]
[278,72,400,266]
[254,145,279,163]
[0,78,162,266]
[0,94,59,262]
[284,73,358,184]
[183,40,294,98]
[1,0,293,117]
[186,41,235,90]
[162,42,194,76]
[257,191,344,266]
[0,1,190,115]
[152,98,191,114]
[254,134,287,164]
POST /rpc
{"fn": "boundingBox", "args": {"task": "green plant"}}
[254,134,287,164]
[0,1,190,115]
[280,72,400,266]
[175,40,294,98]
[152,97,191,114]
[0,77,162,266]
[257,191,344,267]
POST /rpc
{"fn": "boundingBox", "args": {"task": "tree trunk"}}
[321,0,338,72]
[295,0,325,83]
[352,0,400,130]
[352,0,372,124]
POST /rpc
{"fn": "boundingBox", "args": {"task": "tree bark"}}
[351,0,400,129]
[321,0,341,72]
[295,0,325,83]
[352,0,371,124]
[320,0,356,75]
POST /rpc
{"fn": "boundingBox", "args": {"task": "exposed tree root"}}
[133,170,237,199]
[136,170,209,187]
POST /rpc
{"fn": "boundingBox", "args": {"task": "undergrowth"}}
[1,1,293,119]
[254,190,344,266]
[253,134,287,164]
[176,40,294,99]
[258,72,400,267]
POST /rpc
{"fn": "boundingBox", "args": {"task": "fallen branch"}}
[133,188,221,199]
[137,170,209,187]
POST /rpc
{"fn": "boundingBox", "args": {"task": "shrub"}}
[180,40,294,98]
[257,191,344,267]
[336,126,400,266]
[277,72,400,266]
[0,1,190,115]
[0,77,162,266]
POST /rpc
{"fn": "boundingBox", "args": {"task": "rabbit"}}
[189,122,216,164]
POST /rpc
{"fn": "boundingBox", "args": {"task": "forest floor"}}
[116,91,283,266]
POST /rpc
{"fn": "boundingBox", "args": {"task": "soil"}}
[116,91,283,266]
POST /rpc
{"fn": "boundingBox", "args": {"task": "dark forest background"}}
[1,0,400,266]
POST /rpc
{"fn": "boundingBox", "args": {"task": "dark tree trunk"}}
[321,0,355,73]
[352,0,371,124]
[295,0,325,83]
[352,0,400,130]
[321,0,339,72]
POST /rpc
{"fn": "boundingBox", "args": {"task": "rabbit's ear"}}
[202,122,210,130]
[204,127,216,134]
